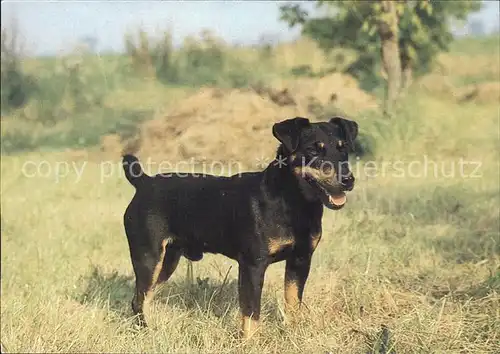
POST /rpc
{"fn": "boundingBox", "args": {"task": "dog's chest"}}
[267,236,295,256]
[264,222,321,261]
[256,201,322,259]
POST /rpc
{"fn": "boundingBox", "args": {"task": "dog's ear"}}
[329,116,358,146]
[272,117,310,152]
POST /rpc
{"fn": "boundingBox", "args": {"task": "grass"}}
[0,108,151,154]
[0,80,191,154]
[1,35,500,353]
[1,148,498,352]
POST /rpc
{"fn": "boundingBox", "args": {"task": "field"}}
[1,33,499,353]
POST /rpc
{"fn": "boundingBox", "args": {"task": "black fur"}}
[122,116,359,337]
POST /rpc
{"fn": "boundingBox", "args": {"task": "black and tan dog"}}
[122,116,358,339]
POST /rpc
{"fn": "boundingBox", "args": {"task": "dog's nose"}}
[340,173,355,190]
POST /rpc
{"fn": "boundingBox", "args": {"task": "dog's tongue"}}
[329,193,347,206]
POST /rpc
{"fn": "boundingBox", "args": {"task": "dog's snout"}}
[340,173,355,190]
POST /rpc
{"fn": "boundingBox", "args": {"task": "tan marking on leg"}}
[145,238,169,302]
[284,278,299,311]
[284,278,301,326]
[131,238,173,327]
[311,232,322,251]
[268,238,294,255]
[157,242,181,283]
[241,314,259,340]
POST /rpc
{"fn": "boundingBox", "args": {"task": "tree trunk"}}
[378,1,402,117]
[400,62,413,95]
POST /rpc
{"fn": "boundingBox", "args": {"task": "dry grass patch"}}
[1,150,498,353]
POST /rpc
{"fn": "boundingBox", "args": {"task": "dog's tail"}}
[122,154,149,188]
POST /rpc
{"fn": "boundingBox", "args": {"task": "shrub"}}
[21,53,106,125]
[124,28,261,88]
[0,20,36,112]
[125,28,156,78]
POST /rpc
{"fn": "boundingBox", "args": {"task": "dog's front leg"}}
[238,262,267,340]
[284,252,312,314]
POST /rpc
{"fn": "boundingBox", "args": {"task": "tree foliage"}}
[1,18,36,112]
[280,0,482,91]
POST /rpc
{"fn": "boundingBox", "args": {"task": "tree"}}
[376,1,402,115]
[280,0,482,116]
[1,17,36,111]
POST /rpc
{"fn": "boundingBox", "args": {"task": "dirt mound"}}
[105,73,377,170]
[129,87,305,169]
[270,73,378,113]
[100,134,123,155]
[416,74,456,97]
[417,75,500,104]
[456,82,500,104]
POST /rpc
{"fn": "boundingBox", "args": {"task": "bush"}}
[19,53,106,125]
[174,33,226,86]
[125,28,157,78]
[290,64,315,77]
[1,20,108,123]
[124,28,261,88]
[151,31,176,83]
[0,22,36,112]
[1,107,152,154]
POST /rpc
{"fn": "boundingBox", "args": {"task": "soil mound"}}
[104,73,377,170]
[129,87,304,170]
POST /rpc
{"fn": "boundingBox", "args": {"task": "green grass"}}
[448,35,500,56]
[1,153,498,352]
[1,78,192,154]
[453,73,496,86]
[1,35,500,353]
[1,108,152,154]
[1,93,499,352]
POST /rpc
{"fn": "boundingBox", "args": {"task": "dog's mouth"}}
[303,174,348,210]
[328,193,347,208]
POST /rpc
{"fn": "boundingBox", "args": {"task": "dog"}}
[121,116,358,339]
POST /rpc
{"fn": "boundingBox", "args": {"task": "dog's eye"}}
[308,142,325,156]
[316,142,326,152]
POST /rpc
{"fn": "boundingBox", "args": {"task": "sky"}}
[1,0,499,56]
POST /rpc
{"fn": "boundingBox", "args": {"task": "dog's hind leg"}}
[130,238,170,327]
[157,243,182,283]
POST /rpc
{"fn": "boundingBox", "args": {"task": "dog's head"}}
[272,116,358,210]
